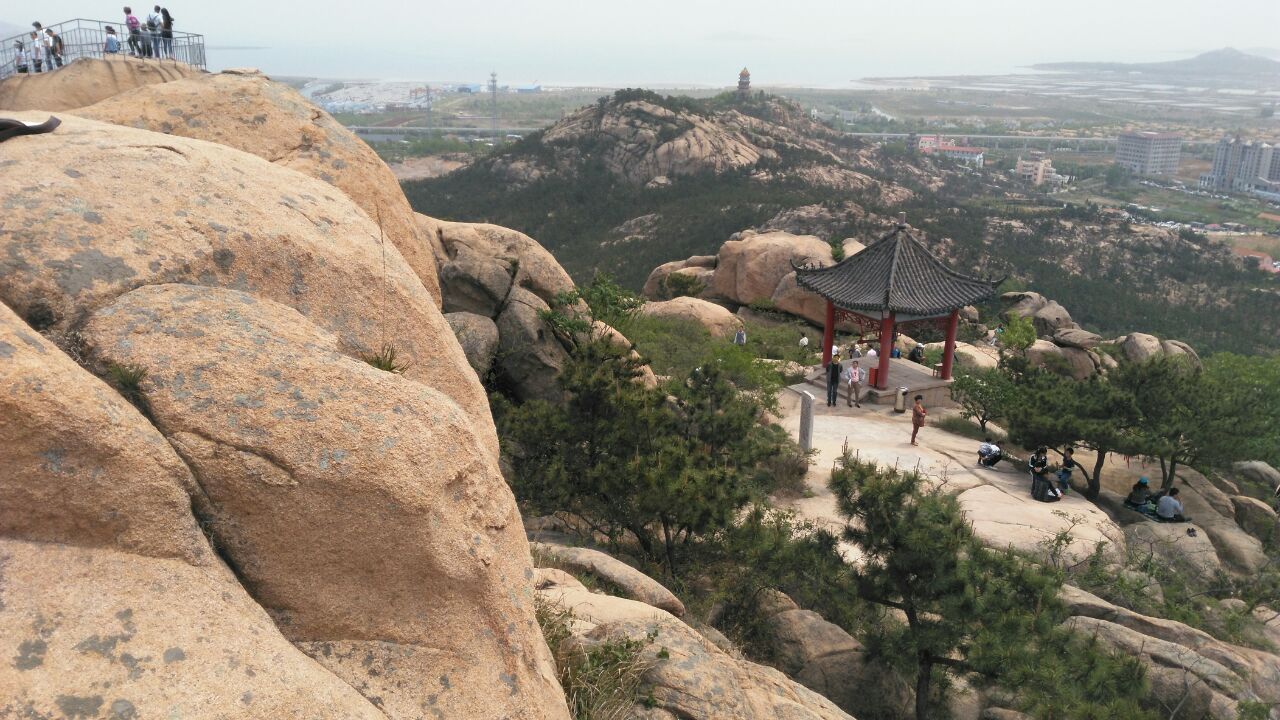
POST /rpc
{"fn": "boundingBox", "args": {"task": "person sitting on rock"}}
[1156,487,1188,523]
[977,438,1003,468]
[908,344,926,364]
[1124,476,1153,510]
[1029,447,1061,501]
[1056,447,1077,494]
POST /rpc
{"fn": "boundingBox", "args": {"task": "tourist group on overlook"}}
[10,6,177,74]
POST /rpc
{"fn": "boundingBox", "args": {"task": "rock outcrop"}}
[1062,586,1280,719]
[0,111,495,456]
[79,69,443,303]
[535,569,853,720]
[83,283,564,719]
[446,311,500,378]
[714,231,834,308]
[0,56,199,111]
[639,296,743,338]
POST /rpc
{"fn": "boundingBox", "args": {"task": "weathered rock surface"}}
[0,539,387,719]
[79,70,443,303]
[439,244,515,316]
[953,341,999,370]
[1233,461,1280,491]
[1176,469,1269,576]
[960,484,1124,562]
[0,303,209,565]
[713,231,834,306]
[639,296,743,338]
[1231,496,1278,542]
[1059,346,1099,380]
[1124,522,1224,579]
[427,218,576,306]
[1031,300,1075,336]
[0,112,495,455]
[496,287,573,403]
[84,284,565,720]
[1062,586,1280,718]
[1053,327,1101,349]
[534,570,853,719]
[445,311,500,377]
[531,542,686,616]
[1121,333,1163,363]
[1024,339,1065,369]
[0,56,199,111]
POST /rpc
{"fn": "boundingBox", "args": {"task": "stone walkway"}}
[774,385,1125,563]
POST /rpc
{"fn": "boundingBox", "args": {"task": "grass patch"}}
[537,597,655,720]
[106,362,151,417]
[934,414,1004,442]
[361,344,411,374]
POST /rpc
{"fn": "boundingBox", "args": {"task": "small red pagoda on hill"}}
[794,215,999,389]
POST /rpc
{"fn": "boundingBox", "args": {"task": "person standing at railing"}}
[160,8,176,59]
[124,7,143,57]
[13,41,30,73]
[28,32,43,72]
[104,26,121,54]
[43,29,63,69]
[146,7,162,59]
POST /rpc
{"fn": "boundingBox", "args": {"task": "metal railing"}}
[0,18,205,81]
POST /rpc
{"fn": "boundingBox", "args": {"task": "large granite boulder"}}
[713,231,833,306]
[771,271,832,327]
[1025,339,1065,370]
[79,70,443,303]
[0,55,198,111]
[1031,300,1075,336]
[0,303,208,565]
[1000,291,1046,318]
[639,296,743,338]
[496,287,572,403]
[425,217,577,307]
[1176,469,1269,576]
[84,284,566,719]
[445,311,500,378]
[1121,333,1163,363]
[954,341,999,370]
[1231,496,1278,543]
[1161,339,1203,368]
[1232,461,1280,491]
[1059,346,1099,380]
[959,484,1124,563]
[0,539,387,719]
[1053,327,1101,349]
[0,300,403,718]
[439,244,515,316]
[0,112,494,456]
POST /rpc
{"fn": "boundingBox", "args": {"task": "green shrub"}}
[106,362,151,417]
[537,598,654,720]
[933,414,1003,442]
[361,344,411,374]
[662,272,705,299]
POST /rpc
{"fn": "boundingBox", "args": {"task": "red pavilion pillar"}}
[877,312,895,390]
[821,300,835,367]
[941,309,960,380]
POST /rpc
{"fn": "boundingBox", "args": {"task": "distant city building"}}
[1200,136,1280,197]
[1114,131,1182,176]
[918,134,984,168]
[1015,154,1067,187]
[738,68,751,97]
[516,84,542,93]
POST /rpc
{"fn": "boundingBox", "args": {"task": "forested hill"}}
[403,89,1280,355]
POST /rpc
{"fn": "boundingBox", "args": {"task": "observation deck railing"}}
[0,18,205,81]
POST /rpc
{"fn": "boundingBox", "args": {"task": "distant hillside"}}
[404,89,1280,355]
[1033,47,1280,77]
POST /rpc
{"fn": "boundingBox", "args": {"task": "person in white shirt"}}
[843,360,866,407]
[146,6,163,58]
[865,346,877,358]
[1156,488,1187,522]
[14,41,29,73]
[798,335,809,348]
[977,438,1003,467]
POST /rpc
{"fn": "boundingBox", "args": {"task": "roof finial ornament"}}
[897,212,908,228]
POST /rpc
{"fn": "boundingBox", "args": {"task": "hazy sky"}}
[8,1,1278,85]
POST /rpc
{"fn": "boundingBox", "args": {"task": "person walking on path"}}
[844,360,866,408]
[825,355,843,407]
[910,395,926,445]
[159,8,175,58]
[124,7,143,56]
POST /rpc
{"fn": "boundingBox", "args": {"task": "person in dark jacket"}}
[825,355,842,407]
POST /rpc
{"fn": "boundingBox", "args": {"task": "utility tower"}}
[488,71,498,141]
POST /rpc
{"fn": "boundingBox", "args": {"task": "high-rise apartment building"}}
[1114,132,1182,176]
[1200,137,1280,194]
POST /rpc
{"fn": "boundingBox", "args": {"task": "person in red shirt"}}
[910,395,926,446]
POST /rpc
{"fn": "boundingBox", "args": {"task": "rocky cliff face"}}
[0,56,199,111]
[0,71,568,720]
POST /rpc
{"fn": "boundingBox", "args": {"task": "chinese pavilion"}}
[793,216,999,389]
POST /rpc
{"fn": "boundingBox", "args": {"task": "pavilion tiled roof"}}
[794,224,999,317]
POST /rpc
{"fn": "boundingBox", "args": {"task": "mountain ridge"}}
[1032,47,1280,76]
